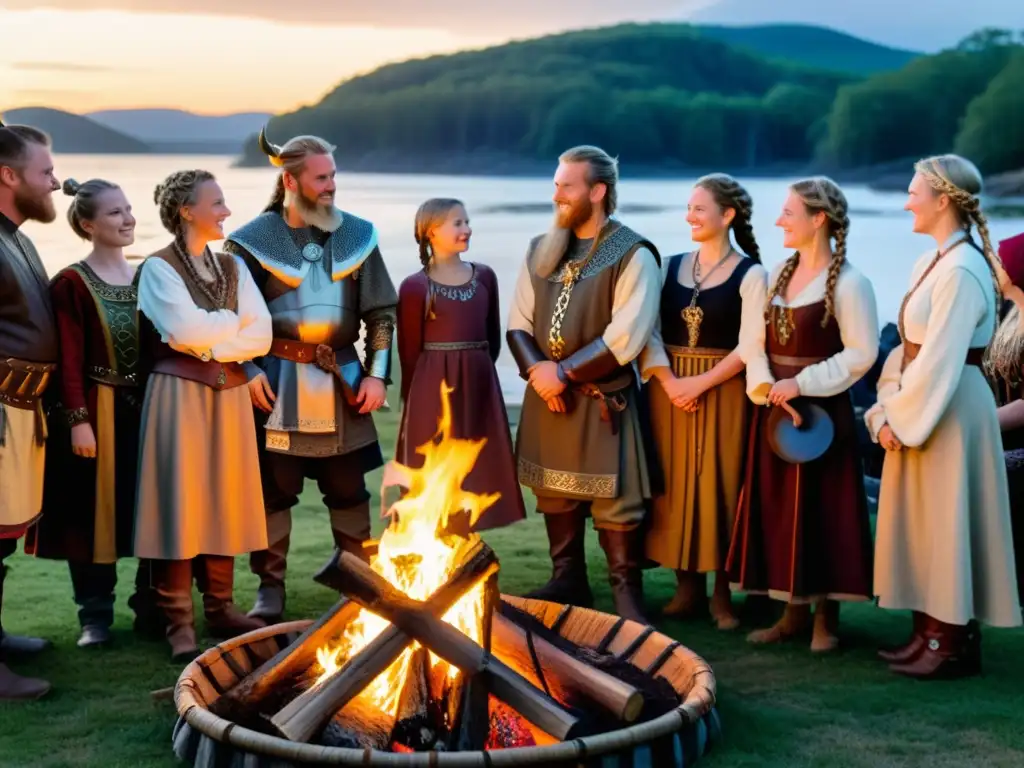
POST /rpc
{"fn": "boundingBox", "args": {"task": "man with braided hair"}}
[0,119,59,700]
[507,145,662,625]
[224,129,397,623]
[867,155,1021,680]
[729,176,879,653]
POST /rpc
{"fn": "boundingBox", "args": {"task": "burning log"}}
[319,694,394,750]
[209,598,360,723]
[268,539,498,743]
[326,550,584,740]
[490,612,644,723]
[390,647,435,751]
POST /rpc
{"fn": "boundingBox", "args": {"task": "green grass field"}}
[1,402,1023,767]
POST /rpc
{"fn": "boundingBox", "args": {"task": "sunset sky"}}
[1,1,1014,116]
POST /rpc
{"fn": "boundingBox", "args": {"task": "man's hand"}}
[767,378,800,405]
[878,424,904,452]
[248,372,277,413]
[357,376,387,414]
[71,422,97,458]
[529,361,567,400]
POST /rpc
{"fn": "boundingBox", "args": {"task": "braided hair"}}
[413,197,466,321]
[765,176,850,329]
[153,169,228,308]
[694,173,761,262]
[914,154,1002,306]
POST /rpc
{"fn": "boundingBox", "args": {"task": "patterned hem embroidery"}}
[65,406,90,426]
[517,457,618,499]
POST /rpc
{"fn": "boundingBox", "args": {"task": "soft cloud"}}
[1,1,709,34]
[11,61,120,72]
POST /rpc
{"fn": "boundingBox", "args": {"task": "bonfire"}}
[203,381,682,754]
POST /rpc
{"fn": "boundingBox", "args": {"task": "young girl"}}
[640,174,766,629]
[396,198,526,531]
[135,169,272,661]
[31,178,159,648]
[728,177,878,652]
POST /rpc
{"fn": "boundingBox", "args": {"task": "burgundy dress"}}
[396,263,526,531]
[727,301,874,603]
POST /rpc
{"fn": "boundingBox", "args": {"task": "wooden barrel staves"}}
[172,599,722,767]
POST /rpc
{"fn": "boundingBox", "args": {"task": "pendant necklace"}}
[681,248,734,348]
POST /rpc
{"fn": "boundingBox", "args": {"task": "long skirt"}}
[134,374,267,561]
[727,391,874,604]
[645,351,747,572]
[874,368,1021,627]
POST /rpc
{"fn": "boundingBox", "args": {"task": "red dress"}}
[396,264,526,531]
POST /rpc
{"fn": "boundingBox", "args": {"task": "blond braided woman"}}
[727,177,879,653]
[865,155,1021,680]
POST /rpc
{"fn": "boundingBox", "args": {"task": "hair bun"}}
[62,178,81,197]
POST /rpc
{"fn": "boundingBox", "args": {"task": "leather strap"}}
[152,356,247,390]
[902,342,984,371]
[0,358,56,410]
[269,338,362,408]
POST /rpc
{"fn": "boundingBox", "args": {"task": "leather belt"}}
[902,342,983,372]
[665,344,731,358]
[87,365,138,388]
[422,341,489,351]
[0,357,56,410]
[152,356,247,391]
[269,338,361,408]
[768,353,828,367]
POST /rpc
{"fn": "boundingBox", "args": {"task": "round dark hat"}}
[766,399,834,464]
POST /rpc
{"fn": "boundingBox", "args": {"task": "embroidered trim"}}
[367,319,394,351]
[65,406,90,426]
[517,457,618,499]
[431,274,478,302]
[422,341,489,351]
[74,263,137,302]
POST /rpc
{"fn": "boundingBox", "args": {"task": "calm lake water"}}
[23,154,1024,404]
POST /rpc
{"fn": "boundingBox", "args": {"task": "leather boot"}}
[662,571,708,619]
[524,510,593,608]
[878,611,926,664]
[330,504,373,564]
[196,555,266,639]
[597,528,649,625]
[153,559,199,662]
[888,615,981,680]
[249,510,291,622]
[0,559,51,699]
[129,559,166,639]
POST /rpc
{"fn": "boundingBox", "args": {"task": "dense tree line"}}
[240,24,1024,174]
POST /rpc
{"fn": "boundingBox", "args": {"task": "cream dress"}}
[866,236,1022,627]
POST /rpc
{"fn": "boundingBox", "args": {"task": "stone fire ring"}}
[172,596,722,767]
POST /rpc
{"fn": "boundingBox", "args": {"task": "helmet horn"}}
[258,125,284,168]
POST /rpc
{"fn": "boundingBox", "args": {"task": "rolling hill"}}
[697,24,919,74]
[1,107,151,154]
[86,109,271,153]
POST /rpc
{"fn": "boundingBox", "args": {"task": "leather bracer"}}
[506,330,546,380]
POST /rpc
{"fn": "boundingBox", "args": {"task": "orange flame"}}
[313,380,500,717]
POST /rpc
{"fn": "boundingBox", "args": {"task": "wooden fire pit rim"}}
[174,598,719,766]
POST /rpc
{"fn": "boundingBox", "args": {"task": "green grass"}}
[2,403,1024,767]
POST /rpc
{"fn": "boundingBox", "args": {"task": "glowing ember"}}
[313,381,500,718]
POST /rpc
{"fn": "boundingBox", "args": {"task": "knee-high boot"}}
[248,510,291,622]
[153,558,199,662]
[597,528,649,625]
[196,555,266,639]
[524,509,593,608]
[330,503,373,563]
[0,558,50,700]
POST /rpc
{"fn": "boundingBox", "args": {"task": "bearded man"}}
[507,145,661,624]
[0,120,61,700]
[224,130,398,623]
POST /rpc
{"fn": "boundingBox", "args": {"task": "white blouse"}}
[865,238,995,448]
[508,245,662,366]
[745,260,879,405]
[138,255,272,363]
[638,256,768,381]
